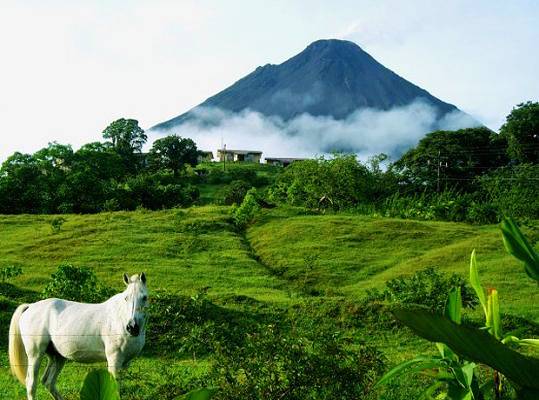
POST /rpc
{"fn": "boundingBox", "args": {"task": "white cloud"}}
[150,100,479,161]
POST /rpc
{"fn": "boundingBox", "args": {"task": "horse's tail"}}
[9,303,29,385]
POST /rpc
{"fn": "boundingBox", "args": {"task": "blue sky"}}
[0,0,538,160]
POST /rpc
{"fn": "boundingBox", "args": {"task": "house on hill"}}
[197,151,214,163]
[217,149,262,163]
[265,157,308,167]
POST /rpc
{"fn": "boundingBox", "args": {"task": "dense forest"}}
[1,101,538,223]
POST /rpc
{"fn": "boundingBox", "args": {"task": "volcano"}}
[152,39,469,132]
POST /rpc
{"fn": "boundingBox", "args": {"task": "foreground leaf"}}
[501,218,539,281]
[393,307,539,392]
[178,387,218,400]
[376,356,445,387]
[469,249,487,317]
[80,369,120,400]
[445,287,462,324]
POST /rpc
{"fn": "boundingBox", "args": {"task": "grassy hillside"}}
[0,206,537,399]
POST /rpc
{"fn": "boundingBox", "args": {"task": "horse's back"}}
[20,298,109,362]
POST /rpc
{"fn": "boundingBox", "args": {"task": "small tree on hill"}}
[148,135,198,177]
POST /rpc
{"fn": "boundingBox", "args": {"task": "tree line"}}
[0,118,201,213]
[1,101,538,221]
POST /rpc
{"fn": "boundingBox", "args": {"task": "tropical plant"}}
[379,218,539,399]
[79,369,216,400]
[376,288,483,399]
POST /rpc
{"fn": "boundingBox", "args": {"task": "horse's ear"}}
[123,273,130,286]
[140,272,146,285]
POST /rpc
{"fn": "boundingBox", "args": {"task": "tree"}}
[393,127,507,192]
[499,101,539,164]
[148,135,198,177]
[102,118,147,172]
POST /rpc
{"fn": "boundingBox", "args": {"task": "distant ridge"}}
[153,39,466,131]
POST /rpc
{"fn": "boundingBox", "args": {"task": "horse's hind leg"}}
[42,355,65,400]
[25,352,44,400]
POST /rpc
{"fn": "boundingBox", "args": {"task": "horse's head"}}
[122,272,148,337]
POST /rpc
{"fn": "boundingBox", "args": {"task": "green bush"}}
[366,267,478,313]
[210,322,385,400]
[146,290,256,359]
[0,265,22,283]
[43,264,115,303]
[231,188,260,228]
[220,180,250,205]
[269,154,394,211]
[479,164,539,220]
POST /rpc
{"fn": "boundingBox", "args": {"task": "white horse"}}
[9,272,148,400]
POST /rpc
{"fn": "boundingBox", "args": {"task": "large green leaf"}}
[445,287,462,324]
[469,249,487,317]
[80,369,120,400]
[376,356,446,387]
[501,218,539,281]
[393,307,539,391]
[177,387,218,400]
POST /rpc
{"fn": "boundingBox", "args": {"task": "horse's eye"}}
[124,296,128,302]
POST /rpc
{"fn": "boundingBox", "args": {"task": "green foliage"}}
[210,321,385,400]
[43,264,114,303]
[269,154,396,210]
[499,101,539,164]
[393,307,539,398]
[149,135,199,176]
[0,265,22,283]
[80,369,120,400]
[179,388,218,400]
[384,220,539,399]
[479,164,539,220]
[231,188,260,228]
[501,217,539,281]
[220,180,250,205]
[50,216,66,233]
[366,267,478,313]
[382,191,500,224]
[102,118,147,173]
[393,127,507,192]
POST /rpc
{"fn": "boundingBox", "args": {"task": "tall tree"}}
[148,135,198,177]
[499,101,539,164]
[393,127,508,192]
[102,118,147,172]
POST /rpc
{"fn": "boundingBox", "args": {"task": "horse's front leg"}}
[105,348,125,379]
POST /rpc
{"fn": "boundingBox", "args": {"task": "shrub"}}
[210,323,385,400]
[43,264,115,303]
[220,180,250,205]
[0,265,23,283]
[366,267,478,313]
[50,216,66,233]
[146,290,255,359]
[231,188,260,228]
[479,164,539,220]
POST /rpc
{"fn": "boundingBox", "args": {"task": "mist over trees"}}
[0,102,538,221]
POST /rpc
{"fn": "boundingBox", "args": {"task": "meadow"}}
[1,204,538,399]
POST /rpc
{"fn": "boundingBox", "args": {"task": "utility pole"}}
[437,150,441,193]
[223,143,226,172]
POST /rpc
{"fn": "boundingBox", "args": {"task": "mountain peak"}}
[152,39,461,130]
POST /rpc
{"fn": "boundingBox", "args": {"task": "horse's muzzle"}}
[126,321,140,337]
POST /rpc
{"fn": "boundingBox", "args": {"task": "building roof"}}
[265,157,308,162]
[217,149,263,155]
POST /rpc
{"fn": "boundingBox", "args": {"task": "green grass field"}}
[1,206,537,399]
